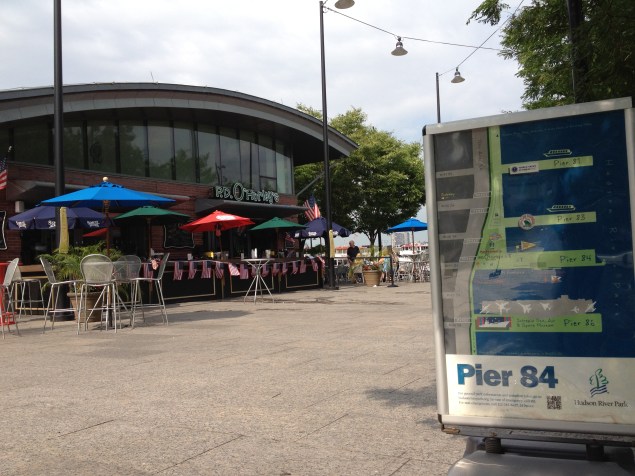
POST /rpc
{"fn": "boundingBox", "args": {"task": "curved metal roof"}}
[0,82,357,166]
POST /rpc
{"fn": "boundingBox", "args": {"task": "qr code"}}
[547,395,562,410]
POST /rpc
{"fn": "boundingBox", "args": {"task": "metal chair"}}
[40,257,81,333]
[0,258,21,338]
[130,253,169,327]
[78,254,118,333]
[113,255,142,326]
[9,262,45,321]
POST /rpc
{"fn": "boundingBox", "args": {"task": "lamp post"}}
[319,0,353,289]
[435,68,465,123]
[54,0,65,248]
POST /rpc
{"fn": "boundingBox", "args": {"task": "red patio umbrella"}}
[180,210,254,251]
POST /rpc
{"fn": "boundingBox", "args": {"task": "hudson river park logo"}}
[574,368,627,408]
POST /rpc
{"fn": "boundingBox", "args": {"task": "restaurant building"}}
[0,83,356,299]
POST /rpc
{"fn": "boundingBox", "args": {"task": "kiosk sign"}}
[424,98,635,437]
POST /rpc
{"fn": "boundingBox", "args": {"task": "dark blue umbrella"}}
[386,218,428,249]
[293,217,351,239]
[8,206,110,230]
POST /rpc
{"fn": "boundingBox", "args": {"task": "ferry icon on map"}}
[543,148,572,158]
[547,204,576,213]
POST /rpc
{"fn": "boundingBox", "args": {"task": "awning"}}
[194,199,306,220]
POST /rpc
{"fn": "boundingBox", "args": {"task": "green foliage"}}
[39,243,123,281]
[470,0,635,109]
[294,107,425,248]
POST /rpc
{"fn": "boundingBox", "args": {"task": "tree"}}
[469,0,635,109]
[294,106,425,250]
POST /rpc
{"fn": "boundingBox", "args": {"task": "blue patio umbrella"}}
[40,177,175,252]
[8,205,110,230]
[292,217,351,239]
[386,217,428,250]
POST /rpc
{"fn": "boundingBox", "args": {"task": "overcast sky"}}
[1,0,526,246]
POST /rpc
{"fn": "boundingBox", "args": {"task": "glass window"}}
[148,121,173,180]
[0,129,11,163]
[14,123,49,165]
[63,122,84,169]
[119,120,147,177]
[239,130,255,188]
[197,125,220,185]
[258,134,276,186]
[219,127,240,185]
[276,140,293,194]
[174,122,195,183]
[87,121,116,173]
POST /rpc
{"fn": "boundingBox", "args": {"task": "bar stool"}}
[0,258,21,338]
[130,252,169,327]
[13,265,45,321]
[78,254,118,333]
[113,255,142,327]
[40,257,81,333]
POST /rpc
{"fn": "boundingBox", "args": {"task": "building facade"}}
[0,83,356,263]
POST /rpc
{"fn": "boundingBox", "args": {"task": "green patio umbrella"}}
[249,217,306,231]
[114,205,190,258]
[250,217,306,256]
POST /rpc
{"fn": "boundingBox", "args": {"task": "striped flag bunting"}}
[173,261,184,280]
[300,260,307,274]
[228,263,240,276]
[261,264,270,277]
[201,260,212,279]
[292,261,298,274]
[311,258,318,272]
[281,262,288,275]
[142,262,152,278]
[188,260,198,279]
[272,263,280,276]
[239,264,249,280]
[215,262,225,279]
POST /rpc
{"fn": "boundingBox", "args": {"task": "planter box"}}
[362,270,382,287]
[68,291,102,322]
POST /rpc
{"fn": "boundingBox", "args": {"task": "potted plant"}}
[39,243,123,321]
[361,261,382,287]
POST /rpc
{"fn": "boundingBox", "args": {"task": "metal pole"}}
[320,1,337,290]
[54,0,65,248]
[436,72,441,123]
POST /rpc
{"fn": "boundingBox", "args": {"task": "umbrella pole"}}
[104,200,111,256]
[147,217,152,259]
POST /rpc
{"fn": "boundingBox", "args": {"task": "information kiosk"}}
[423,98,635,474]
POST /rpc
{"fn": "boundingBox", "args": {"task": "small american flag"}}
[188,261,198,279]
[239,264,249,280]
[272,263,280,276]
[201,260,212,279]
[228,263,240,276]
[142,262,153,278]
[281,263,288,275]
[292,261,298,274]
[215,262,225,279]
[300,260,307,274]
[173,261,183,280]
[0,146,10,191]
[303,194,321,221]
[311,258,318,272]
[261,264,269,277]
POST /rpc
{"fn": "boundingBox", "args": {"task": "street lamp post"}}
[435,68,465,123]
[319,0,353,289]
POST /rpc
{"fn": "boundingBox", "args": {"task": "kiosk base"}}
[449,437,635,475]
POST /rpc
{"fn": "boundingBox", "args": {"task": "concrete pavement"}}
[0,281,466,475]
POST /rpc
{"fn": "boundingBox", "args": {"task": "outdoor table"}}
[242,258,274,303]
